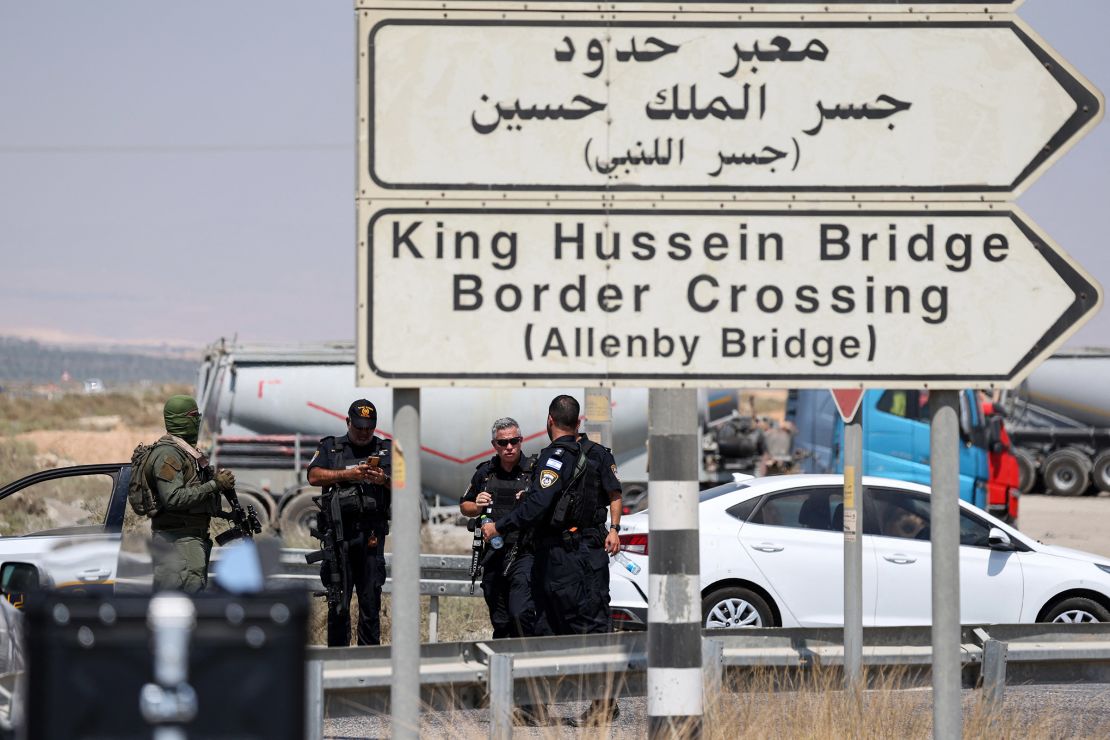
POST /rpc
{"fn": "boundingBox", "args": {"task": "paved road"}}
[1018,491,1110,559]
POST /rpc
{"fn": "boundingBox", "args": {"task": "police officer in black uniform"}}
[482,395,621,725]
[307,399,392,646]
[460,417,547,638]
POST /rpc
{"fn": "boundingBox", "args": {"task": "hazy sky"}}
[1,0,1108,351]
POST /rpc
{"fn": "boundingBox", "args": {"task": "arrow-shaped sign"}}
[363,17,1100,196]
[358,204,1101,389]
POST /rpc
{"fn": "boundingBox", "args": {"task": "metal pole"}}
[843,408,864,689]
[305,659,324,740]
[582,387,613,449]
[428,595,439,644]
[489,653,514,740]
[930,390,962,740]
[392,388,422,739]
[647,388,702,737]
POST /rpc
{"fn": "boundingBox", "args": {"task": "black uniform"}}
[461,454,547,638]
[494,434,612,635]
[308,434,392,646]
[577,432,622,628]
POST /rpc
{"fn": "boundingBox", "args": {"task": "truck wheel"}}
[1043,449,1091,497]
[278,491,319,542]
[1092,451,1110,494]
[1013,449,1039,495]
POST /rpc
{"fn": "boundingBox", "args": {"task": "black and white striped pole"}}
[646,388,702,737]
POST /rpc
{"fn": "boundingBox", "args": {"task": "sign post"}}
[831,389,865,687]
[929,391,962,738]
[391,389,421,740]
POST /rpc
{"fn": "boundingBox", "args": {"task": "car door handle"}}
[78,569,111,582]
[751,543,784,553]
[883,554,917,564]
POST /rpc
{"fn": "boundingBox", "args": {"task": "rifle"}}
[305,490,349,615]
[304,487,370,615]
[466,514,487,595]
[215,489,263,546]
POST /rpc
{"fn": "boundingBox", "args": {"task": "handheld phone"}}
[368,456,380,467]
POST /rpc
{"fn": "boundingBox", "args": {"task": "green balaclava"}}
[164,395,201,446]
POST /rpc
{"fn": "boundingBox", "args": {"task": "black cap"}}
[348,399,378,429]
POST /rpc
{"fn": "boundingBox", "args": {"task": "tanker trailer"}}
[194,340,650,537]
[1002,348,1110,496]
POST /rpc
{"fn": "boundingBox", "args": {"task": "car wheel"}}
[1043,449,1091,496]
[702,587,774,629]
[1043,597,1110,624]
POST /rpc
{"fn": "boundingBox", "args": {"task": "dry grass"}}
[0,437,38,484]
[357,665,1110,738]
[0,384,188,435]
[308,590,491,646]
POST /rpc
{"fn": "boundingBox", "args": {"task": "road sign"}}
[355,204,1100,388]
[830,389,865,423]
[359,15,1098,197]
[357,2,1024,8]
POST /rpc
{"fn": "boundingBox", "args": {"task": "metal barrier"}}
[274,550,478,643]
[303,623,1110,739]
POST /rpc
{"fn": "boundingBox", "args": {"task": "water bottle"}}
[481,512,504,549]
[611,551,641,575]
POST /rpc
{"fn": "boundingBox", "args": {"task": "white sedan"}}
[609,474,1110,629]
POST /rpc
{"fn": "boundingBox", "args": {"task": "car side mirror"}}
[988,527,1015,551]
[0,561,42,607]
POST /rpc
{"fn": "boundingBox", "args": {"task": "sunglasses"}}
[493,437,523,448]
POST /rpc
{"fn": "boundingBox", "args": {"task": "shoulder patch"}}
[156,455,181,482]
[309,450,319,465]
[611,463,620,481]
[546,458,564,471]
[552,448,564,458]
[539,470,560,488]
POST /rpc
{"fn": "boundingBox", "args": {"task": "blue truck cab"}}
[787,389,989,509]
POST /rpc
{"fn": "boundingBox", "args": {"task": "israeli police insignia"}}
[539,470,559,488]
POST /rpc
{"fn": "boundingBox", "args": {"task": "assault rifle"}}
[305,490,349,614]
[215,489,263,546]
[467,514,487,595]
[305,487,376,614]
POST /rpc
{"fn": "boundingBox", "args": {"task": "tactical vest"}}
[549,439,604,530]
[318,435,392,530]
[481,455,535,522]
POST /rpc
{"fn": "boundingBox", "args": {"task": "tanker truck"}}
[1001,348,1110,496]
[194,340,656,538]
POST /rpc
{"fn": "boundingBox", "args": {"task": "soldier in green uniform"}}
[148,395,236,593]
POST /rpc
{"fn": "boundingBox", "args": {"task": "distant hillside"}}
[0,337,198,385]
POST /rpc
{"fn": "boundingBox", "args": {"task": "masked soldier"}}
[307,399,392,646]
[482,395,619,725]
[460,417,545,639]
[149,395,236,593]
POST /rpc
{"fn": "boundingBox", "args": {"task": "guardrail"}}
[273,549,478,643]
[304,623,1110,739]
